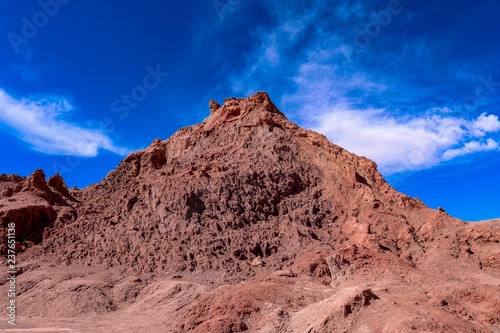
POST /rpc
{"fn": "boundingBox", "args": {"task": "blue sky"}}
[0,0,499,221]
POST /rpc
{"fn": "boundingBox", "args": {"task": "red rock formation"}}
[0,170,77,255]
[0,92,498,332]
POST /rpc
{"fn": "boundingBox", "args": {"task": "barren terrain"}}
[1,92,499,332]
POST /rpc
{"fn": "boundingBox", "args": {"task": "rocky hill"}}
[1,92,499,332]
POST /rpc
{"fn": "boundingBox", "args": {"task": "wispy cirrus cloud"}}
[0,89,130,157]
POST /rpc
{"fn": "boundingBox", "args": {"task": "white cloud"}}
[283,46,500,175]
[471,113,500,136]
[442,139,499,161]
[312,106,500,174]
[289,57,500,173]
[0,89,130,157]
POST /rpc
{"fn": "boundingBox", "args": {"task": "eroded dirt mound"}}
[1,92,499,332]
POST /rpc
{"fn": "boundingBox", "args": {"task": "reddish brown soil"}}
[1,92,499,332]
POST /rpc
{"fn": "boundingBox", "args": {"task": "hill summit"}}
[1,92,499,332]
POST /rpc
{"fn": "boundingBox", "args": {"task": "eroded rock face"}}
[1,92,499,332]
[37,93,409,274]
[0,170,77,255]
